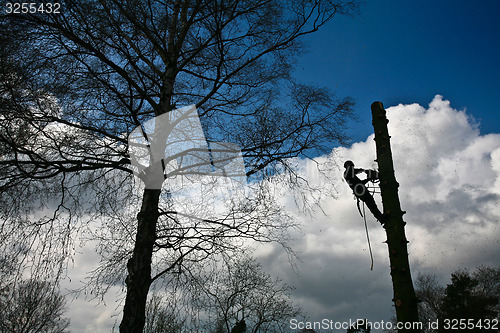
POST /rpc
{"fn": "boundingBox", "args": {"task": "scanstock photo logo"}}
[127,105,247,209]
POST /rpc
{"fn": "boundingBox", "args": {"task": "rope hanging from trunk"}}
[362,202,374,270]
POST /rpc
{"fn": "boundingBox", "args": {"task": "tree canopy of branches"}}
[0,279,69,333]
[1,0,359,331]
[0,250,69,333]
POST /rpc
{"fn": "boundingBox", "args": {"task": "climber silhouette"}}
[343,160,385,224]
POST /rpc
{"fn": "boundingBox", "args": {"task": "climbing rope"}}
[362,202,374,271]
[350,175,379,271]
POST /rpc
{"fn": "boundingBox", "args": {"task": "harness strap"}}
[356,197,363,217]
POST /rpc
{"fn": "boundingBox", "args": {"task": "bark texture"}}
[371,101,420,331]
[120,188,161,333]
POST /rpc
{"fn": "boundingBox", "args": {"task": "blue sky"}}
[297,0,500,143]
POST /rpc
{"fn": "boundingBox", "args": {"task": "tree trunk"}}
[120,188,161,333]
[371,102,420,331]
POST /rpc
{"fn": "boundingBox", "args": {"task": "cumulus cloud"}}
[256,95,500,324]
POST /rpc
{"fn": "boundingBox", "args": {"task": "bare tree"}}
[1,0,359,331]
[414,273,445,330]
[0,279,69,333]
[144,293,187,333]
[0,252,69,333]
[144,255,302,333]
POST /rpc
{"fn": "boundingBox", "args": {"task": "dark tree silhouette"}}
[437,270,499,332]
[371,102,419,331]
[1,0,359,331]
[415,267,500,333]
[0,280,69,333]
[0,249,69,333]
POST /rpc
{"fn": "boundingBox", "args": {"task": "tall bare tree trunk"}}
[371,102,420,332]
[120,78,173,331]
[120,188,161,333]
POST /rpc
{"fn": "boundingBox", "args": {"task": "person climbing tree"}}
[343,160,385,224]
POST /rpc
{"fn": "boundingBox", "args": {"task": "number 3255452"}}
[5,2,61,14]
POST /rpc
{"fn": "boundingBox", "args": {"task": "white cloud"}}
[62,241,121,332]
